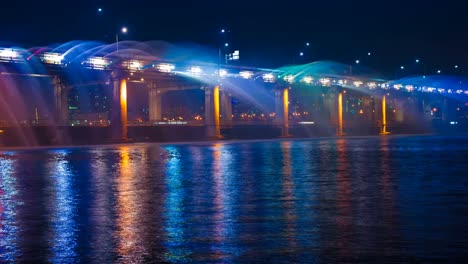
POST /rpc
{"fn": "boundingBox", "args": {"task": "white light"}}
[0,48,18,60]
[367,82,377,89]
[88,57,108,69]
[437,70,441,74]
[224,43,229,47]
[405,85,414,92]
[355,60,360,64]
[306,42,310,46]
[416,59,419,63]
[353,81,363,87]
[263,73,275,83]
[450,121,458,125]
[121,27,128,33]
[455,65,459,68]
[42,52,64,64]
[157,63,175,73]
[400,66,404,69]
[232,50,240,60]
[393,84,403,90]
[302,76,313,84]
[188,66,202,75]
[320,78,330,85]
[299,52,304,56]
[128,60,141,70]
[284,75,294,83]
[239,71,253,79]
[221,29,225,33]
[219,69,228,77]
[298,121,315,124]
[368,52,371,56]
[98,8,102,12]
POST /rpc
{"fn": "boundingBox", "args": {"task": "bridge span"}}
[1,41,467,145]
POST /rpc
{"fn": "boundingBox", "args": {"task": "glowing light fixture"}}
[355,60,360,64]
[157,63,175,73]
[0,48,19,61]
[320,78,330,85]
[218,69,228,77]
[188,66,202,75]
[42,52,64,64]
[284,75,294,83]
[239,71,253,79]
[86,57,109,69]
[405,85,414,92]
[302,76,313,84]
[367,82,377,89]
[262,73,275,83]
[121,27,128,33]
[353,81,363,87]
[126,60,142,70]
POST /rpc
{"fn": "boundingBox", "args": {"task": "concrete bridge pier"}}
[148,81,162,123]
[394,99,405,122]
[205,86,222,139]
[110,72,128,141]
[220,90,233,127]
[325,89,343,136]
[379,95,390,135]
[52,75,70,144]
[52,76,69,125]
[275,88,290,137]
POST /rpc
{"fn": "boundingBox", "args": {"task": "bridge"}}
[1,41,467,145]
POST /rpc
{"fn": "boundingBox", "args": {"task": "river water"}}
[0,135,467,263]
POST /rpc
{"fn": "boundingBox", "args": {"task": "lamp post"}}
[116,26,128,52]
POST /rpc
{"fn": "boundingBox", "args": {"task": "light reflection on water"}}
[0,136,467,263]
[46,150,78,263]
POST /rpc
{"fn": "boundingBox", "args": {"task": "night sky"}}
[1,0,467,74]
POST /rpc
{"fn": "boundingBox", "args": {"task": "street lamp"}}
[116,27,127,52]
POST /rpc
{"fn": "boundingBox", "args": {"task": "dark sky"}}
[1,0,467,74]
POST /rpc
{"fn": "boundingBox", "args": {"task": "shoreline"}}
[2,132,464,151]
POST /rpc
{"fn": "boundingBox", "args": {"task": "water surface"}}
[1,136,467,263]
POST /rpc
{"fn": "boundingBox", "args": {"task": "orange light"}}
[213,86,221,138]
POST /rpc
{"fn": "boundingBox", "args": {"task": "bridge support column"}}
[442,98,448,122]
[337,92,345,136]
[111,74,128,141]
[380,95,390,135]
[148,82,162,123]
[220,91,232,127]
[275,88,290,137]
[205,86,222,139]
[52,76,69,125]
[395,99,404,122]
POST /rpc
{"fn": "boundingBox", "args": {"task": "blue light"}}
[437,70,441,74]
[368,52,371,56]
[224,43,229,47]
[355,60,360,64]
[416,59,419,63]
[306,42,310,46]
[221,29,225,33]
[401,66,404,70]
[455,65,459,69]
[98,8,102,12]
[299,52,304,56]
